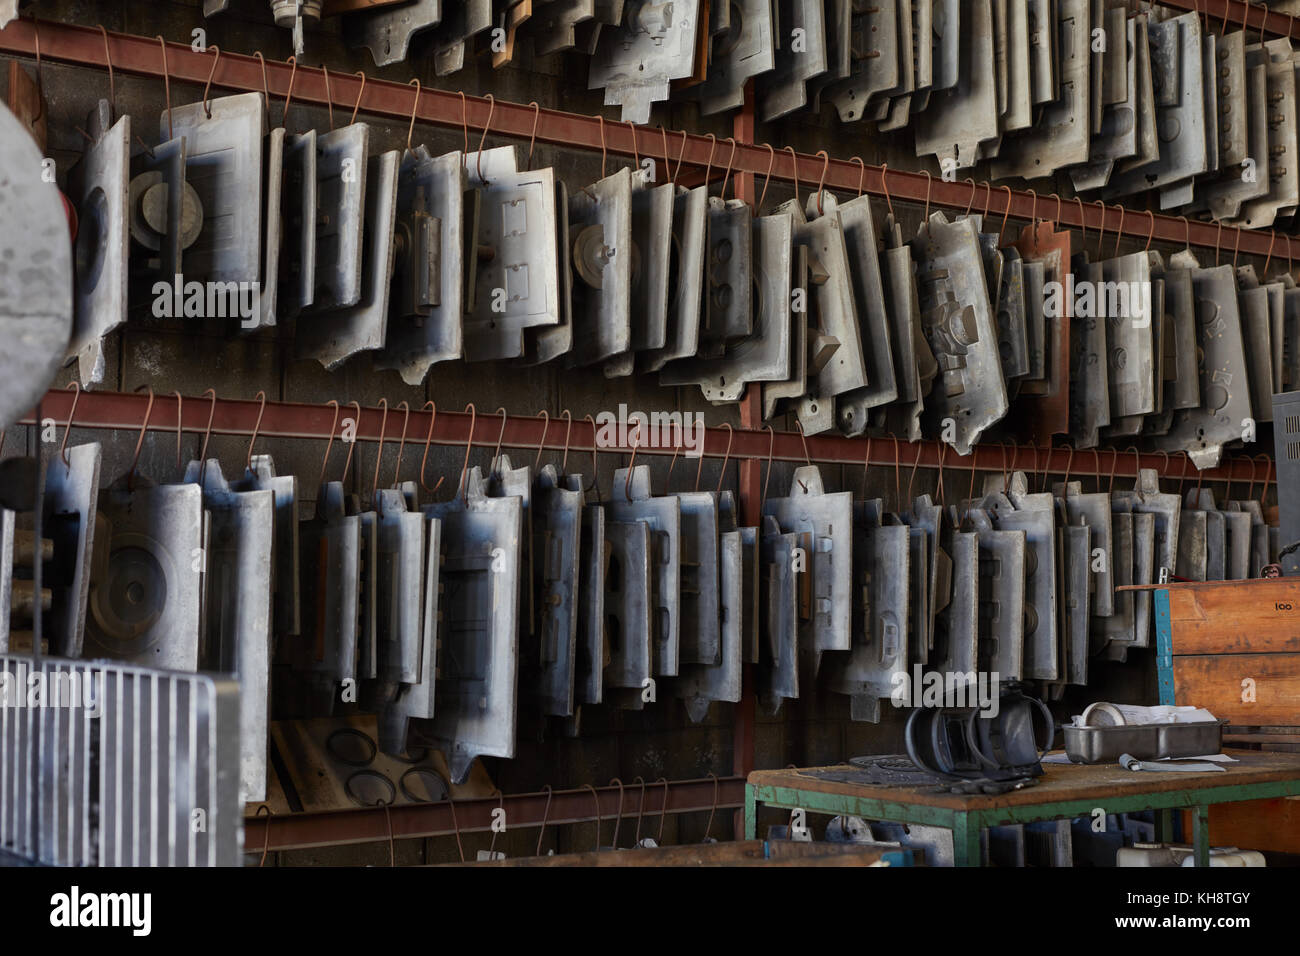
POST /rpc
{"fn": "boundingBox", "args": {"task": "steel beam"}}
[0,18,1296,263]
[244,776,744,851]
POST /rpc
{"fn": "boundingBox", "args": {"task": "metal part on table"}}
[161,93,266,286]
[763,467,853,675]
[588,0,702,122]
[281,129,318,315]
[182,460,273,804]
[695,0,776,115]
[422,468,522,784]
[348,0,444,67]
[758,517,799,715]
[0,101,73,431]
[297,150,400,369]
[0,653,241,866]
[993,0,1090,178]
[67,101,128,387]
[662,209,793,402]
[298,482,362,688]
[759,0,828,121]
[915,0,996,168]
[609,465,681,677]
[464,148,562,362]
[603,519,653,708]
[1064,720,1225,764]
[910,212,1008,456]
[84,479,204,672]
[1107,14,1206,202]
[531,465,582,717]
[39,443,102,660]
[641,184,707,371]
[308,123,369,311]
[787,195,867,436]
[376,148,470,383]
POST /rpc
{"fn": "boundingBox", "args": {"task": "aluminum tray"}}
[1064,720,1225,764]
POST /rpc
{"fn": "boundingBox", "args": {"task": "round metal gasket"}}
[345,770,395,808]
[399,767,450,804]
[326,727,377,767]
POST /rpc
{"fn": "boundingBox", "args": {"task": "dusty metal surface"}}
[349,0,443,67]
[589,0,702,121]
[297,149,400,368]
[836,194,898,432]
[609,465,681,677]
[915,0,996,168]
[463,147,562,362]
[758,516,799,715]
[422,468,523,783]
[41,443,102,659]
[308,123,370,311]
[642,184,707,371]
[568,166,633,368]
[67,101,129,386]
[759,0,829,120]
[376,148,469,382]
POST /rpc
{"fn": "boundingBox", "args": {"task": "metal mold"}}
[993,0,1090,178]
[609,465,682,677]
[531,465,582,717]
[836,194,898,434]
[349,0,444,67]
[603,519,653,708]
[40,443,102,660]
[423,468,523,784]
[758,517,799,715]
[641,184,707,371]
[297,149,400,369]
[281,129,318,315]
[68,101,129,387]
[696,0,776,115]
[758,0,828,121]
[429,0,492,75]
[826,0,901,120]
[376,149,470,383]
[915,0,996,168]
[677,528,742,722]
[162,93,266,286]
[182,460,273,803]
[910,212,1008,455]
[589,0,702,122]
[298,482,361,688]
[662,210,792,402]
[671,491,722,665]
[763,467,853,675]
[309,123,369,311]
[932,529,977,676]
[231,455,299,638]
[463,148,562,362]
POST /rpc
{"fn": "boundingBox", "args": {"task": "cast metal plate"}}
[609,465,682,677]
[589,0,702,122]
[68,101,129,388]
[758,517,800,715]
[41,442,102,658]
[758,0,828,120]
[641,184,707,371]
[349,0,443,67]
[282,129,318,315]
[309,123,370,311]
[297,150,400,369]
[915,0,996,168]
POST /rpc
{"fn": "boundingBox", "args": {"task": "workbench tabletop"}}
[748,750,1300,811]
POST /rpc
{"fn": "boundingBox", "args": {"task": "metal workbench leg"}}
[1192,806,1209,867]
[1155,809,1174,843]
[744,784,757,840]
[952,813,982,867]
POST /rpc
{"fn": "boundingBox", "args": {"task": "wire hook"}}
[419,401,445,496]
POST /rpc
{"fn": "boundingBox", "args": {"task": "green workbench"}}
[746,750,1300,866]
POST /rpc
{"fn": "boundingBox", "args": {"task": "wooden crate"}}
[1159,579,1300,853]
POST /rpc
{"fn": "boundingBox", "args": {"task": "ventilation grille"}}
[0,655,241,866]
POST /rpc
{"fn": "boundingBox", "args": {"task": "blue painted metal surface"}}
[1155,588,1176,705]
